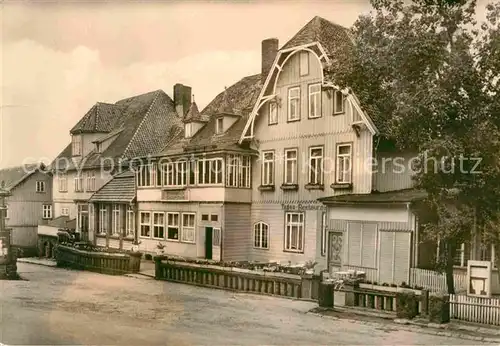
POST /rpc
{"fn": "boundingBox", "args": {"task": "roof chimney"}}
[261,38,279,83]
[174,83,192,118]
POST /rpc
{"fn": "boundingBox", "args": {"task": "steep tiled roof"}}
[156,74,262,157]
[201,74,262,117]
[184,114,253,153]
[0,163,44,191]
[88,170,136,203]
[281,16,353,59]
[53,90,183,170]
[70,102,126,134]
[319,189,428,204]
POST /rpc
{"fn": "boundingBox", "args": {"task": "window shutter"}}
[361,223,377,268]
[394,231,411,284]
[347,222,362,266]
[378,231,394,284]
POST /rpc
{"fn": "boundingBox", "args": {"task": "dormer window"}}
[333,90,345,114]
[216,117,224,134]
[72,135,82,156]
[96,142,101,153]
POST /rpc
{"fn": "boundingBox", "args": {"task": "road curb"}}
[306,312,500,343]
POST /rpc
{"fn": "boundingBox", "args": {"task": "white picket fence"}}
[450,294,500,326]
[409,268,467,293]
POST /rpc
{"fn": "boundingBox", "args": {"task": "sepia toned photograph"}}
[1,0,500,344]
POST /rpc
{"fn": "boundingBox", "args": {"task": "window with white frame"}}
[211,214,218,222]
[86,171,96,192]
[72,135,82,156]
[164,161,187,187]
[126,206,135,238]
[299,51,309,76]
[309,146,323,185]
[253,222,269,249]
[74,173,83,192]
[181,213,196,243]
[269,102,278,125]
[4,204,9,219]
[61,207,69,216]
[321,212,327,256]
[167,212,180,240]
[285,212,304,252]
[284,149,298,185]
[153,212,165,239]
[189,159,197,185]
[42,204,52,219]
[239,156,251,188]
[137,164,153,187]
[99,205,108,234]
[58,173,68,192]
[288,87,300,121]
[308,84,321,119]
[197,158,223,185]
[333,90,344,114]
[226,155,239,187]
[36,181,46,192]
[112,204,121,235]
[261,151,274,186]
[336,144,352,184]
[140,211,151,237]
[216,118,223,134]
[453,243,470,267]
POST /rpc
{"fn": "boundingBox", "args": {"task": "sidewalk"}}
[17,257,57,267]
[17,257,156,278]
[309,306,500,343]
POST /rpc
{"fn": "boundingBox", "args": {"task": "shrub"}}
[145,254,153,261]
[390,283,397,288]
[428,294,450,324]
[396,290,419,319]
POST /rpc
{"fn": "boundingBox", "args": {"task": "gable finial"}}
[192,94,195,103]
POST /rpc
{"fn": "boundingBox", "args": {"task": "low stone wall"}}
[155,257,321,300]
[55,244,142,275]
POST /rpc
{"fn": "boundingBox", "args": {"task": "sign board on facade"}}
[467,260,492,298]
[281,203,326,211]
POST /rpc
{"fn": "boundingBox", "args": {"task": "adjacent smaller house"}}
[0,163,52,255]
[88,170,137,251]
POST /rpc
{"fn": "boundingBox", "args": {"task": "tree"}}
[327,0,500,293]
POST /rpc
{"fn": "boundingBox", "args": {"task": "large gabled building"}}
[49,85,187,243]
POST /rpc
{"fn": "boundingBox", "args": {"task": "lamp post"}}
[0,180,15,279]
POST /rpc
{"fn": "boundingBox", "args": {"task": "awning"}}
[318,189,428,205]
[88,171,136,204]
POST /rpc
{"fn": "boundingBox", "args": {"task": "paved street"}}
[0,264,487,345]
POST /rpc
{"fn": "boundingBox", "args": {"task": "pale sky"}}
[0,0,489,169]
